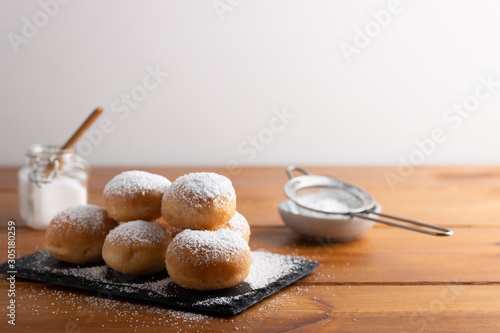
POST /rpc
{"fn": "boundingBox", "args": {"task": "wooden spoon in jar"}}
[45,106,103,177]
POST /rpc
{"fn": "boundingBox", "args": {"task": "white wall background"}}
[1,0,500,166]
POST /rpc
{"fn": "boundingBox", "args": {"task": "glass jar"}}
[18,144,90,230]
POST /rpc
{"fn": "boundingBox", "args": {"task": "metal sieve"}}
[284,166,453,236]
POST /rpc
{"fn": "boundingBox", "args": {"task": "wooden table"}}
[1,166,500,332]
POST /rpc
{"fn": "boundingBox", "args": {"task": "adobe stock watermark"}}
[213,0,243,21]
[226,107,296,176]
[384,74,499,190]
[7,0,70,54]
[339,0,405,64]
[405,282,461,333]
[75,65,169,156]
[6,220,17,326]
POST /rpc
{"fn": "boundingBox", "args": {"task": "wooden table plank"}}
[1,282,498,332]
[250,227,500,284]
[2,166,500,227]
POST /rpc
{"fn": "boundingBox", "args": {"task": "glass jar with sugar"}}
[18,144,90,230]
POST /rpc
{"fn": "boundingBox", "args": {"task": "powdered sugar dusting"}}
[30,251,110,281]
[193,295,242,307]
[245,252,298,289]
[133,277,173,293]
[169,229,249,265]
[227,212,249,238]
[50,205,110,234]
[105,220,166,246]
[165,172,235,207]
[293,191,351,217]
[104,170,171,198]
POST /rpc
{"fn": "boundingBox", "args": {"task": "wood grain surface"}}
[1,166,499,332]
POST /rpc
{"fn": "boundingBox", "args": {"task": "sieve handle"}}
[351,211,453,236]
[286,166,311,179]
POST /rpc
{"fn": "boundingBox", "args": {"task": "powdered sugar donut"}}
[161,172,236,230]
[102,220,170,276]
[165,229,251,290]
[45,205,119,264]
[228,211,251,243]
[104,170,171,222]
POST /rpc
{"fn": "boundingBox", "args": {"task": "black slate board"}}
[0,250,318,316]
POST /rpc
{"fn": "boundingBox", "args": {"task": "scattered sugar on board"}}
[27,250,110,281]
[166,172,236,207]
[245,252,297,289]
[103,170,171,197]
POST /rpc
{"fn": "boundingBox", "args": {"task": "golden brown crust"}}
[105,189,164,222]
[161,188,236,231]
[103,171,170,222]
[102,220,169,276]
[165,229,251,290]
[166,250,251,290]
[45,205,119,264]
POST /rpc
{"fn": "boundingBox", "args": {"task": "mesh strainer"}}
[284,166,453,236]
